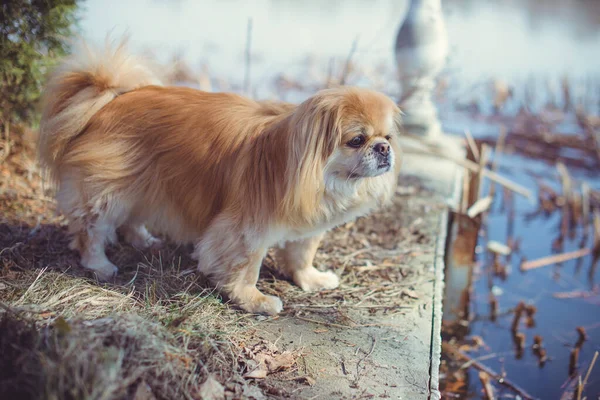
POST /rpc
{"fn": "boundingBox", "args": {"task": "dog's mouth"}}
[377,161,390,170]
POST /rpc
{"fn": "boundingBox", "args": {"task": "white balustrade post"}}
[395,0,448,141]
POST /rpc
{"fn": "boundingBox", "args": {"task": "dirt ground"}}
[0,127,448,399]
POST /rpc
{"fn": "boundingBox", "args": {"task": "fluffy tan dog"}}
[38,40,402,315]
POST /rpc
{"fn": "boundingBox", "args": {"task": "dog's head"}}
[281,87,402,221]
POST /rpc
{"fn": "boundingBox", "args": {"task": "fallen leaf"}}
[264,350,296,372]
[242,383,266,400]
[197,374,225,400]
[133,380,156,400]
[402,289,420,300]
[241,341,298,379]
[314,329,329,333]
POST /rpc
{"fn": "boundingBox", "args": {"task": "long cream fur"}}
[38,38,402,315]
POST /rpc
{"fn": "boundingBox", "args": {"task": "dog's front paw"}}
[87,261,118,281]
[293,267,339,292]
[239,294,283,316]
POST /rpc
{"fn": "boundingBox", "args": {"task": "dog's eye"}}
[347,135,366,148]
[385,135,392,141]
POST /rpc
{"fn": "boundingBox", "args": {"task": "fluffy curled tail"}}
[38,37,161,183]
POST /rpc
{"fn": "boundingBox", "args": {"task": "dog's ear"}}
[281,91,344,224]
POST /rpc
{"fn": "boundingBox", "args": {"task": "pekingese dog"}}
[38,39,402,315]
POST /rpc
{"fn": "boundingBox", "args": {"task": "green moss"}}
[0,0,81,128]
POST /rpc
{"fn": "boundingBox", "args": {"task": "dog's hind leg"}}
[121,223,162,249]
[75,207,122,281]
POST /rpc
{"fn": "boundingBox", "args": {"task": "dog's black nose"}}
[374,142,389,156]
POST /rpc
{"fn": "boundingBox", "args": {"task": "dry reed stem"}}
[582,351,598,391]
[467,196,493,219]
[403,144,533,199]
[478,144,490,200]
[520,248,590,271]
[582,182,591,237]
[488,126,506,199]
[479,371,496,400]
[463,129,480,162]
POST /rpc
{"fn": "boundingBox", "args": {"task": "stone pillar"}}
[395,0,448,141]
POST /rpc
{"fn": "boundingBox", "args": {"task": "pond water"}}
[79,1,600,398]
[444,146,600,399]
[80,0,600,94]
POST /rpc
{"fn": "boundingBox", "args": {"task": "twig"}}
[479,371,496,400]
[467,196,493,219]
[478,144,490,200]
[339,36,359,86]
[553,287,599,299]
[442,342,537,400]
[511,301,525,332]
[243,18,253,95]
[582,351,598,390]
[582,183,591,237]
[487,241,511,256]
[557,162,572,240]
[520,248,590,271]
[593,210,600,257]
[489,126,506,199]
[463,129,480,162]
[354,335,377,385]
[570,347,580,376]
[460,169,471,214]
[403,144,532,199]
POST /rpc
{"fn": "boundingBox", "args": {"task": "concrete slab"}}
[253,136,464,399]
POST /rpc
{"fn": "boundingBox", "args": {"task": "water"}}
[78,1,600,398]
[80,0,600,96]
[447,150,600,399]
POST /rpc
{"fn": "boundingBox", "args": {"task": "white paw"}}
[129,234,162,250]
[123,225,163,250]
[87,262,118,281]
[145,236,163,249]
[294,267,340,292]
[240,294,283,316]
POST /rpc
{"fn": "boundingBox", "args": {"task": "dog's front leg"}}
[195,218,283,315]
[224,247,285,315]
[277,233,340,292]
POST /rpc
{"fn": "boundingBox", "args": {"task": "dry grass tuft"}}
[0,309,204,400]
[0,268,253,399]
